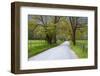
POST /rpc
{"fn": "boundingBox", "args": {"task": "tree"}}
[68,17,87,45]
[28,17,38,40]
[57,17,71,41]
[32,15,56,44]
[52,16,60,43]
[69,17,78,45]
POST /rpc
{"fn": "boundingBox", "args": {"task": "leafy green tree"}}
[67,17,87,45]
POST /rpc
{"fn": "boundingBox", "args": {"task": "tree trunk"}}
[72,29,76,45]
[53,35,56,43]
[52,24,57,44]
[52,34,56,44]
[46,34,52,44]
[52,16,60,44]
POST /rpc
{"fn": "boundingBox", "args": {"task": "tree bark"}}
[46,34,52,44]
[69,17,78,45]
[72,29,76,45]
[52,24,56,44]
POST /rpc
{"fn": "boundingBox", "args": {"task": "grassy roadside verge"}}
[70,40,88,58]
[28,40,63,58]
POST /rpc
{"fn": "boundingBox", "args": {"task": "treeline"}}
[28,15,87,45]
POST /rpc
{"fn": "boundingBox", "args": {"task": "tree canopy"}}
[28,15,88,45]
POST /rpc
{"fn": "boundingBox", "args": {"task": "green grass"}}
[70,40,88,58]
[28,40,62,58]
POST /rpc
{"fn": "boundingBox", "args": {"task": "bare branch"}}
[69,17,74,30]
[54,16,60,24]
[40,16,45,25]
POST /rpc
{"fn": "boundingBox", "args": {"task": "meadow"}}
[70,40,88,58]
[28,40,63,58]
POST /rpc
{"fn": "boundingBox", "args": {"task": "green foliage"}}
[28,19,38,40]
[34,26,46,39]
[57,17,72,40]
[28,40,63,58]
[76,25,88,40]
[28,15,88,58]
[70,40,88,58]
[28,15,87,41]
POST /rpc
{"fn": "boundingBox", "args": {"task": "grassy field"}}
[28,40,63,58]
[70,40,88,58]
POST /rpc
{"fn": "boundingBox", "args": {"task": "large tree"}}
[52,16,60,43]
[31,15,60,44]
[69,17,78,45]
[68,17,87,45]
